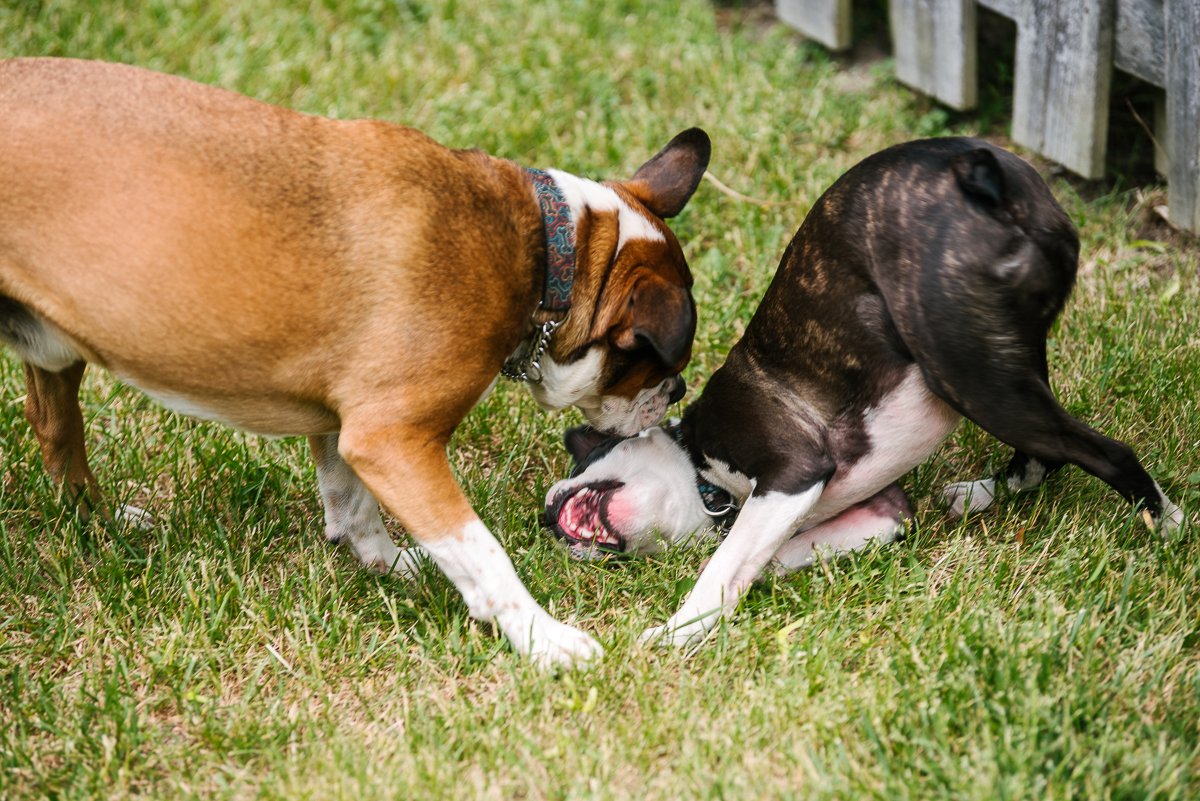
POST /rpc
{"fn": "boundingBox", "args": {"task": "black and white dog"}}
[544,138,1184,646]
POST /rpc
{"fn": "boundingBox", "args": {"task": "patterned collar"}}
[526,168,576,312]
[501,168,577,383]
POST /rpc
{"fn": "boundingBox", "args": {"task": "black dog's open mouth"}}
[544,480,625,559]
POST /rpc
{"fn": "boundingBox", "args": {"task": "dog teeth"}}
[556,484,619,549]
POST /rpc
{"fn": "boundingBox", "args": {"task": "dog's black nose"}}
[668,375,686,404]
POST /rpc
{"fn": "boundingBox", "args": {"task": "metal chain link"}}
[500,319,562,384]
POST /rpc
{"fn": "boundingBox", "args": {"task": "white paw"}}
[639,612,716,649]
[348,533,423,579]
[943,479,996,519]
[510,614,603,668]
[116,503,155,531]
[1155,499,1185,537]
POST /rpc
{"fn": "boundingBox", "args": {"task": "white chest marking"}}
[526,347,604,411]
[819,367,960,513]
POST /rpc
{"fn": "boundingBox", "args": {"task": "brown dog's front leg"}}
[337,421,602,666]
[23,361,101,509]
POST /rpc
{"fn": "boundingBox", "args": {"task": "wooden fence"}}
[775,0,1200,235]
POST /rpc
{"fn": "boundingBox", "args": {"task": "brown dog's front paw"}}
[503,611,603,668]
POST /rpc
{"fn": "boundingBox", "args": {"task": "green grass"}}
[2,1,1199,798]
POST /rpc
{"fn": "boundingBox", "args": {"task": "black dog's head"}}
[543,425,715,559]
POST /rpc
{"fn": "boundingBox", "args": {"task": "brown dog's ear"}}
[623,128,711,219]
[611,278,696,367]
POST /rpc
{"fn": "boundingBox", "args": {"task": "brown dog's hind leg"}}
[308,432,423,577]
[23,360,102,510]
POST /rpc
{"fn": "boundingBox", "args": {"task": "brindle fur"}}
[680,138,1165,515]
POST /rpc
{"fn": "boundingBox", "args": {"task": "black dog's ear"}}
[564,425,613,464]
[951,147,1006,207]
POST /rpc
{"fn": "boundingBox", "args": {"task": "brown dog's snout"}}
[668,375,686,404]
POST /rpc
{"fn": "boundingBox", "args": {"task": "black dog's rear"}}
[866,142,1171,521]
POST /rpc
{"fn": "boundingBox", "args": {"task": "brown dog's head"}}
[527,128,710,436]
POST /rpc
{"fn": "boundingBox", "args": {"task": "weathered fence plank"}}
[1115,0,1164,85]
[1009,0,1115,179]
[775,0,851,51]
[891,0,977,110]
[776,0,1199,233]
[1165,0,1199,232]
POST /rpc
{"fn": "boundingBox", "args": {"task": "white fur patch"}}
[699,456,754,505]
[945,457,1048,520]
[0,309,82,371]
[1009,458,1047,492]
[528,346,675,435]
[547,169,666,252]
[944,478,997,519]
[421,520,602,666]
[814,368,960,515]
[527,347,605,411]
[1154,481,1185,535]
[592,379,675,436]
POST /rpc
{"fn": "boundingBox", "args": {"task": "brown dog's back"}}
[0,58,534,432]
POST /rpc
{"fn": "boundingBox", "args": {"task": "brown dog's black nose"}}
[668,375,686,404]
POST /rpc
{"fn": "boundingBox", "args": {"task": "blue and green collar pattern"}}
[501,169,577,384]
[526,168,577,313]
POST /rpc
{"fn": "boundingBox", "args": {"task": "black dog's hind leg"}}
[940,374,1181,532]
[944,348,1066,517]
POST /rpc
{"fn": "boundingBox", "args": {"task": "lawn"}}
[1,1,1198,799]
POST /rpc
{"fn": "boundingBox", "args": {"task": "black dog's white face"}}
[544,426,715,559]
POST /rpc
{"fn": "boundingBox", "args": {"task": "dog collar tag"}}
[527,168,576,313]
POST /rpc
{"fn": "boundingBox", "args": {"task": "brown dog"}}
[0,58,710,665]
